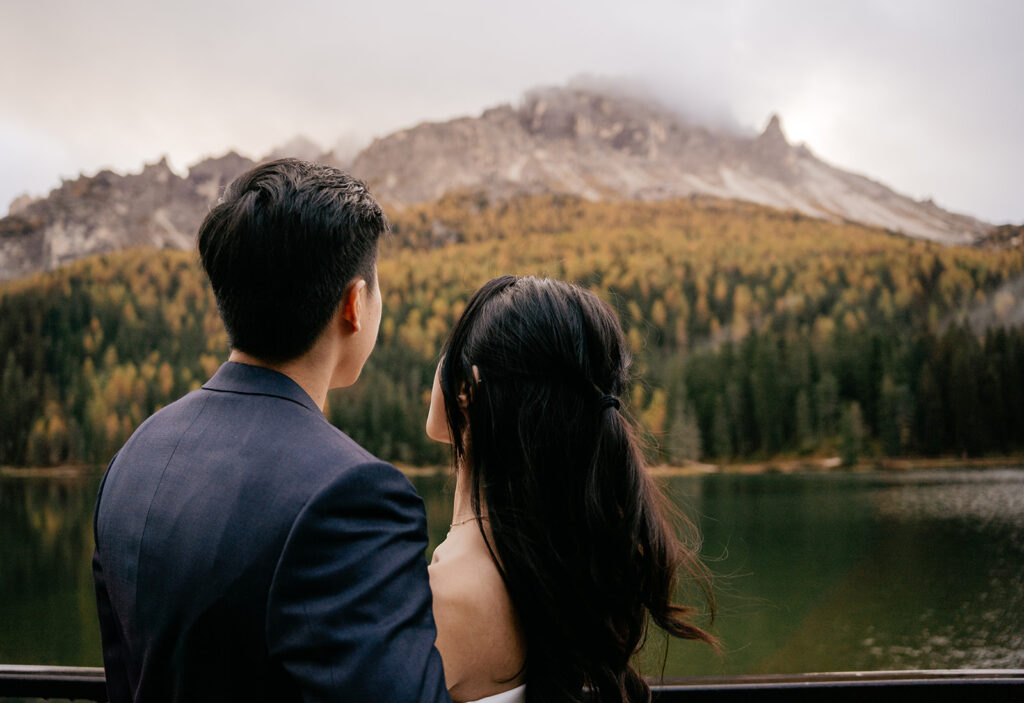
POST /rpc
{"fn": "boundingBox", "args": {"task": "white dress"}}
[463,683,526,703]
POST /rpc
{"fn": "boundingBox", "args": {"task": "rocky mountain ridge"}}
[351,87,990,245]
[1,152,256,281]
[0,85,997,281]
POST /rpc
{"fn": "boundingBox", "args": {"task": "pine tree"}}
[815,372,840,439]
[711,394,733,460]
[839,402,865,467]
[879,374,913,456]
[794,389,814,453]
[667,399,702,464]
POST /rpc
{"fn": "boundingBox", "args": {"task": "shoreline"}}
[649,454,1024,477]
[0,464,99,479]
[4,454,1024,479]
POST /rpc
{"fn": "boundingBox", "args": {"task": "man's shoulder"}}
[98,385,418,565]
[111,384,391,506]
[139,383,373,458]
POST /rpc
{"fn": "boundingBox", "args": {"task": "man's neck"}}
[228,348,332,411]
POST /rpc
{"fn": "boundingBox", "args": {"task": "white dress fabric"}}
[463,684,527,703]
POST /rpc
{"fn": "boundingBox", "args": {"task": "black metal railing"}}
[0,665,107,701]
[1,666,1022,701]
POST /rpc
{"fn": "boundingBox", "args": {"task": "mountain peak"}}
[349,86,987,243]
[0,83,996,281]
[141,156,173,176]
[760,114,787,144]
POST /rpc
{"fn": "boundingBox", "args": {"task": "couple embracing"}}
[92,159,715,703]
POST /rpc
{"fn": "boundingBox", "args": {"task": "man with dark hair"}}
[92,160,451,702]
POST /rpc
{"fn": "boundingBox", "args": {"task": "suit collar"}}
[202,361,320,413]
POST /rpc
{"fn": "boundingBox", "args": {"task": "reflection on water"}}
[1,468,1021,675]
[0,471,103,666]
[854,470,1024,670]
[871,469,1024,534]
[651,470,1024,676]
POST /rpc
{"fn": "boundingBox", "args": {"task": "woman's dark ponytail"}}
[440,276,716,703]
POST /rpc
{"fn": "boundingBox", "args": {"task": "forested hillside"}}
[3,195,1023,467]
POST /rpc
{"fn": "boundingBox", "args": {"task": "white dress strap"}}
[462,683,527,703]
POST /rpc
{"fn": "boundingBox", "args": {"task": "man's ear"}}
[339,278,368,333]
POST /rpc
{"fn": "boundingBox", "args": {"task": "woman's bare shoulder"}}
[430,530,512,630]
[429,528,525,700]
[431,526,502,576]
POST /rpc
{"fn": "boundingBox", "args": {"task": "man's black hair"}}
[197,159,387,364]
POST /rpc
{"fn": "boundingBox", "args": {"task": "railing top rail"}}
[654,668,1024,686]
[0,665,105,676]
[5,665,1022,678]
[2,665,1022,702]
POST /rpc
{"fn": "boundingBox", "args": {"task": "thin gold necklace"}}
[449,515,488,529]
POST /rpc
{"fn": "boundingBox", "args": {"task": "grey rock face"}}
[351,86,991,244]
[0,154,255,281]
[0,85,995,281]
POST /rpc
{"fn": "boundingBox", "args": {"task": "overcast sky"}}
[2,0,1021,223]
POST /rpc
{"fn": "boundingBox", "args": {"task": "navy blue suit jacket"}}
[93,362,450,702]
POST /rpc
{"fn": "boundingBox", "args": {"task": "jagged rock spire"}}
[761,114,787,144]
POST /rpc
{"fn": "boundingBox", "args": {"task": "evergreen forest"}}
[2,194,1023,468]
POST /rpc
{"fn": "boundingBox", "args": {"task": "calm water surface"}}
[1,468,1021,676]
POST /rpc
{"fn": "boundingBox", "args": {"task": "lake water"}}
[1,467,1022,677]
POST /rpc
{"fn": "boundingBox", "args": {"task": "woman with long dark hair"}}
[426,276,716,703]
